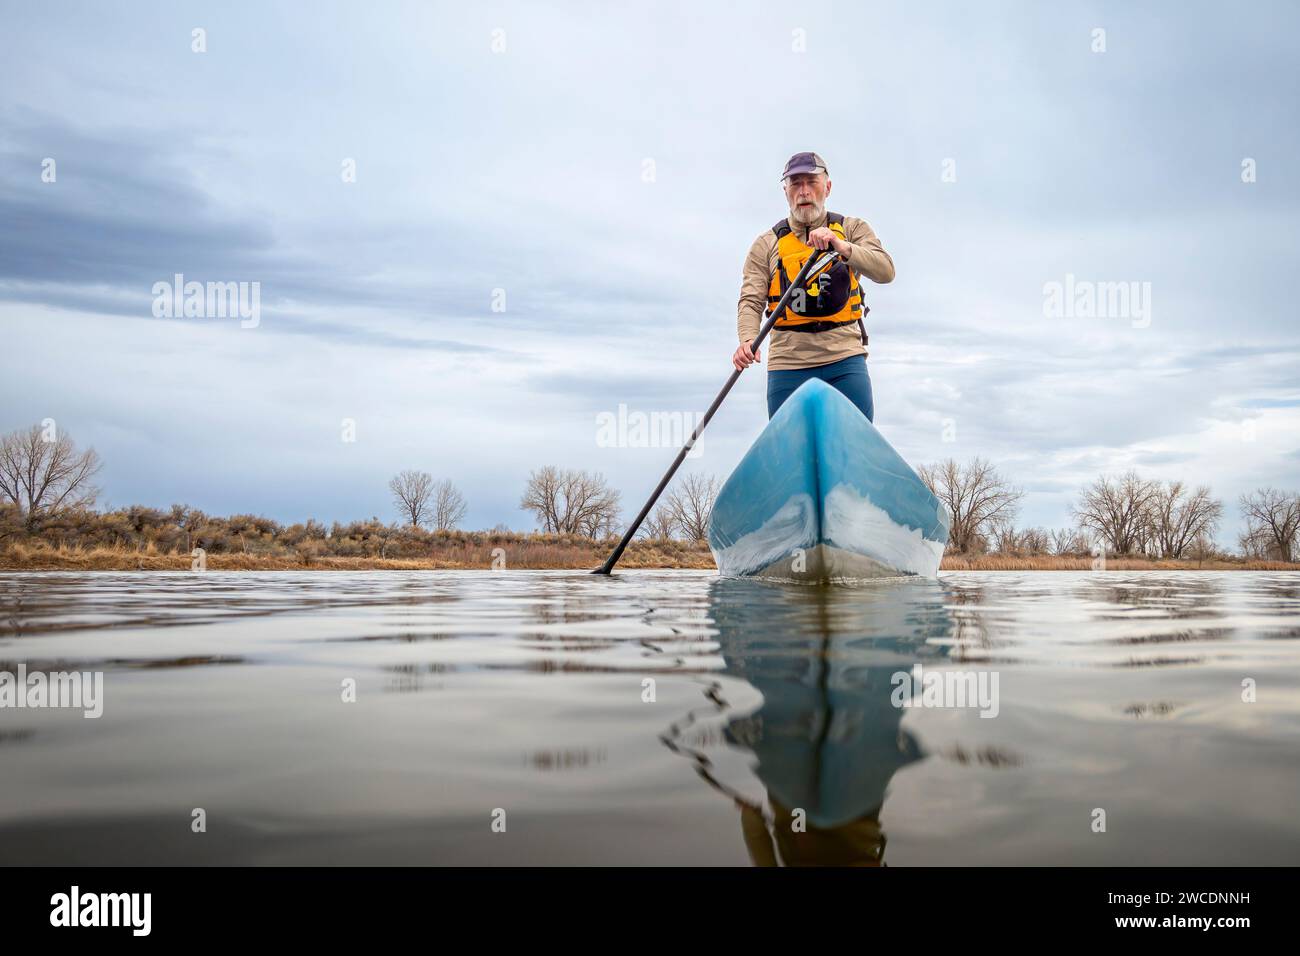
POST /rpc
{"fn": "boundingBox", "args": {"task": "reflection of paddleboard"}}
[708,379,949,583]
[704,577,952,834]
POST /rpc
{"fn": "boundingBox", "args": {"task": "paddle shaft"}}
[593,248,839,574]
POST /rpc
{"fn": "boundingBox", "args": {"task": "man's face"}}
[783,172,831,224]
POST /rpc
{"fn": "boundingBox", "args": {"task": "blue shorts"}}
[767,354,874,421]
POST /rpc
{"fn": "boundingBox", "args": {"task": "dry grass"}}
[938,554,1299,571]
[0,538,717,571]
[1,540,1295,572]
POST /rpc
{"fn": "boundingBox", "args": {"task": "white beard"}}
[789,201,824,225]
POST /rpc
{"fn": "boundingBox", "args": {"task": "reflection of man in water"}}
[703,578,951,866]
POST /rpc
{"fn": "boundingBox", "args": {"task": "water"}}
[1,570,1298,866]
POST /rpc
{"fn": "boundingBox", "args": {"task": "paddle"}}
[593,246,842,575]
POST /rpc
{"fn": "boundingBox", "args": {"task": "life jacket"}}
[766,212,868,345]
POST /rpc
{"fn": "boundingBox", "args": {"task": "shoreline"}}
[1,547,1295,573]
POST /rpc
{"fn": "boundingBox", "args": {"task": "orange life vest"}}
[766,212,868,344]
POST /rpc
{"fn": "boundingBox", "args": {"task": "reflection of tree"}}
[945,582,991,660]
[669,577,953,866]
[1082,576,1225,623]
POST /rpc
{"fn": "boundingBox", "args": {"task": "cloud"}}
[1,1,1298,544]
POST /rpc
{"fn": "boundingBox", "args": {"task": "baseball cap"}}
[781,151,828,181]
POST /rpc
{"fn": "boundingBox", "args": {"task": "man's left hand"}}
[807,226,851,257]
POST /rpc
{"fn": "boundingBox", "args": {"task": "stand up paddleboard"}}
[708,379,949,583]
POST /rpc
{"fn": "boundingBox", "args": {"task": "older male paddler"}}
[733,151,896,421]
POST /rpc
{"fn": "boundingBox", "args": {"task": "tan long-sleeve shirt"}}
[737,210,895,370]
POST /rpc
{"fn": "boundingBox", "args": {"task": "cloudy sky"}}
[2,0,1296,543]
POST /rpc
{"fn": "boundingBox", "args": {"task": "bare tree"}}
[520,465,561,532]
[1239,487,1300,562]
[1133,517,1157,558]
[0,424,102,534]
[917,457,1023,554]
[431,479,467,531]
[520,466,621,538]
[1019,526,1051,555]
[1147,481,1222,559]
[1050,527,1088,556]
[667,472,720,541]
[639,503,679,542]
[989,520,1020,555]
[1238,528,1267,561]
[168,504,208,555]
[1072,470,1158,556]
[389,469,434,528]
[986,523,1049,555]
[0,502,23,543]
[1187,534,1217,567]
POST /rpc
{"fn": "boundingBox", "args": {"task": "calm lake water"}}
[1,570,1298,866]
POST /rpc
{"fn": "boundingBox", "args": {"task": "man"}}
[733,151,895,421]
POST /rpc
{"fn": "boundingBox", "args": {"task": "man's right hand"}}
[732,340,762,371]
